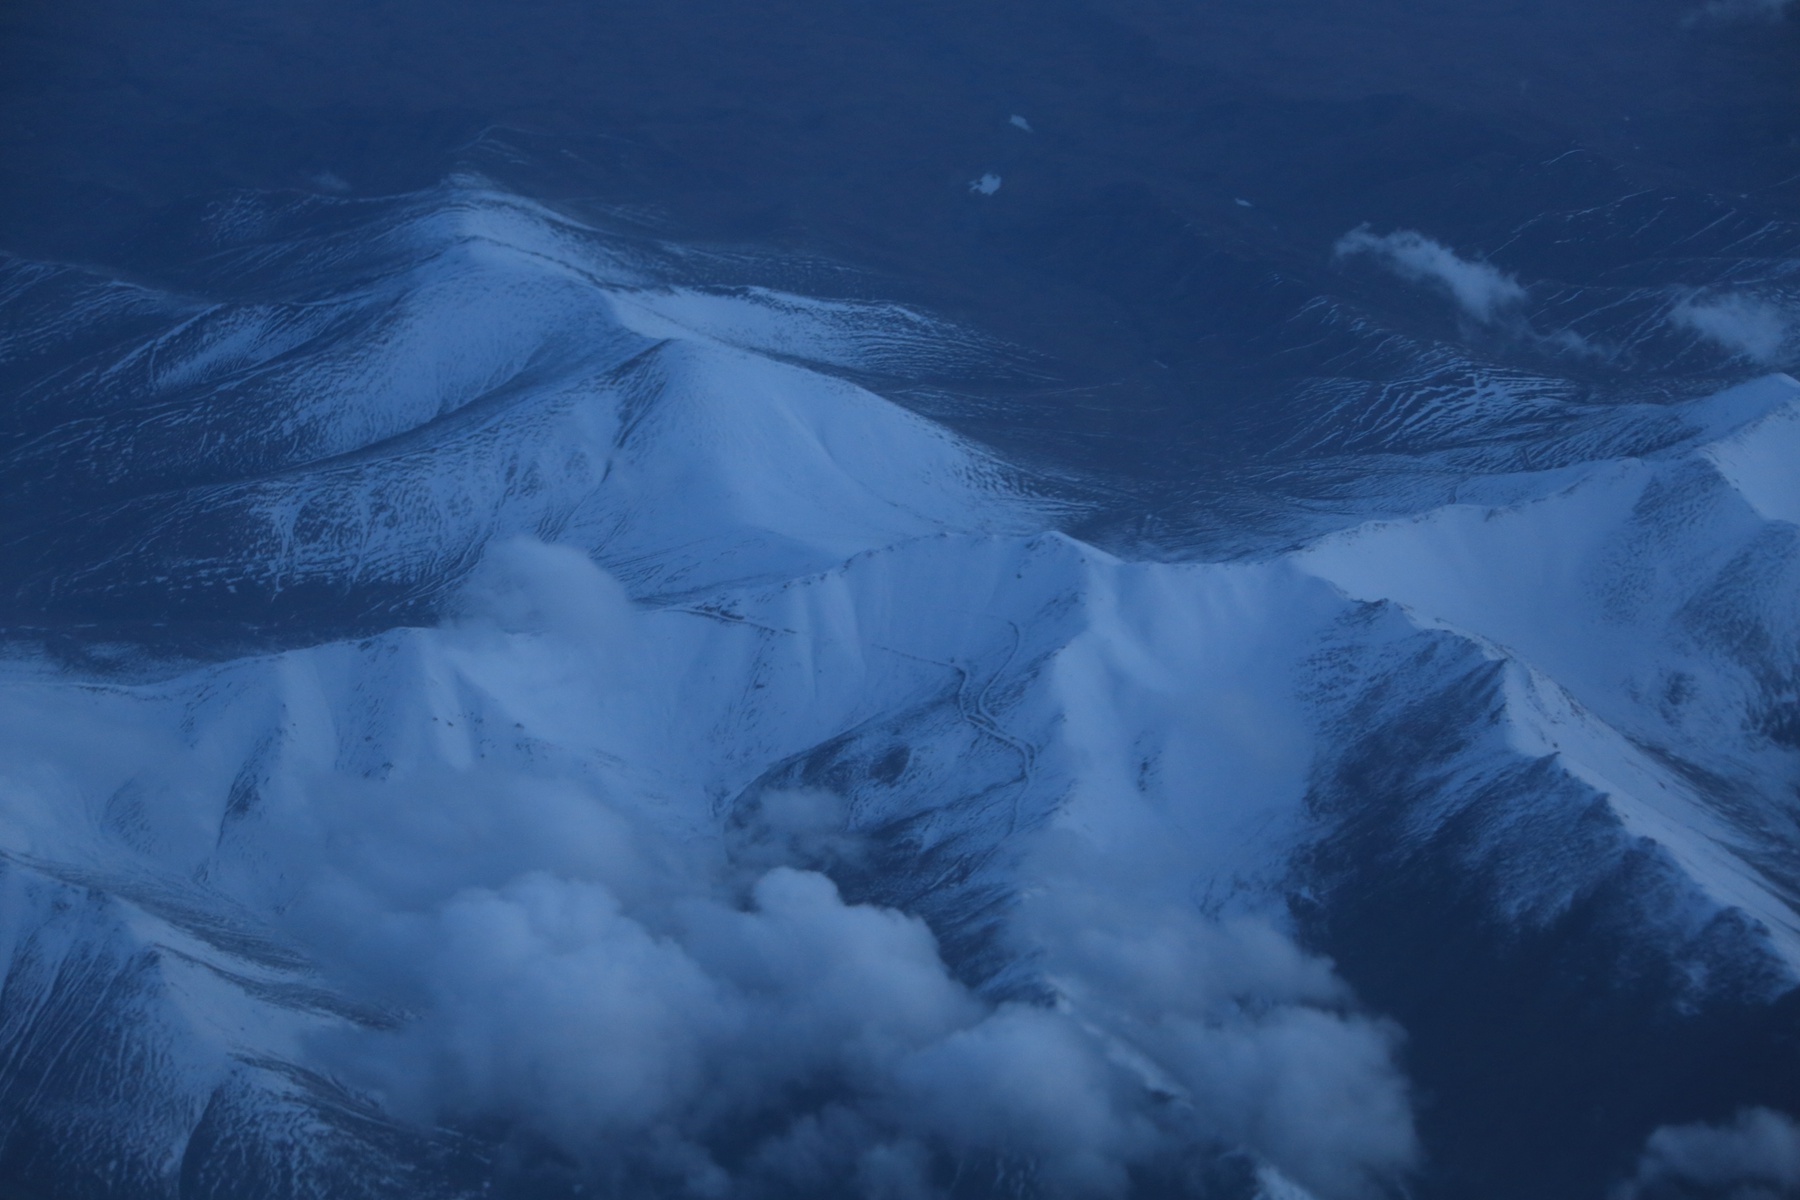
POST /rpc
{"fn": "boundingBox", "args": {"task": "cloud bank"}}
[251,539,1417,1199]
[1615,1108,1800,1200]
[1334,227,1528,325]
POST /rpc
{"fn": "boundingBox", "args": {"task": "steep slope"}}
[0,183,1040,638]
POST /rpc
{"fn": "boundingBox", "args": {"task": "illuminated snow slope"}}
[0,185,1796,1200]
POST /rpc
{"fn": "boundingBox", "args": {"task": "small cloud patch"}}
[1613,1108,1800,1199]
[1334,227,1527,325]
[969,173,1003,197]
[1672,291,1792,366]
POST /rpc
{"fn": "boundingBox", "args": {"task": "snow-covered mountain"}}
[0,182,1797,1200]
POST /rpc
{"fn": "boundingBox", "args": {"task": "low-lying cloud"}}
[1334,227,1528,326]
[1614,1108,1800,1199]
[1672,291,1793,366]
[251,540,1418,1199]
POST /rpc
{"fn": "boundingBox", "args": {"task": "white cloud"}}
[1673,292,1793,366]
[243,539,1418,1198]
[1016,822,1418,1200]
[1335,227,1528,325]
[1615,1108,1800,1199]
[891,1005,1151,1196]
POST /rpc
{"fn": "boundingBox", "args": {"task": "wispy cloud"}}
[1334,227,1528,326]
[1672,291,1793,366]
[1614,1108,1800,1199]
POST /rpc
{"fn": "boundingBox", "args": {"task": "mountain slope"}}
[0,184,1796,1200]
